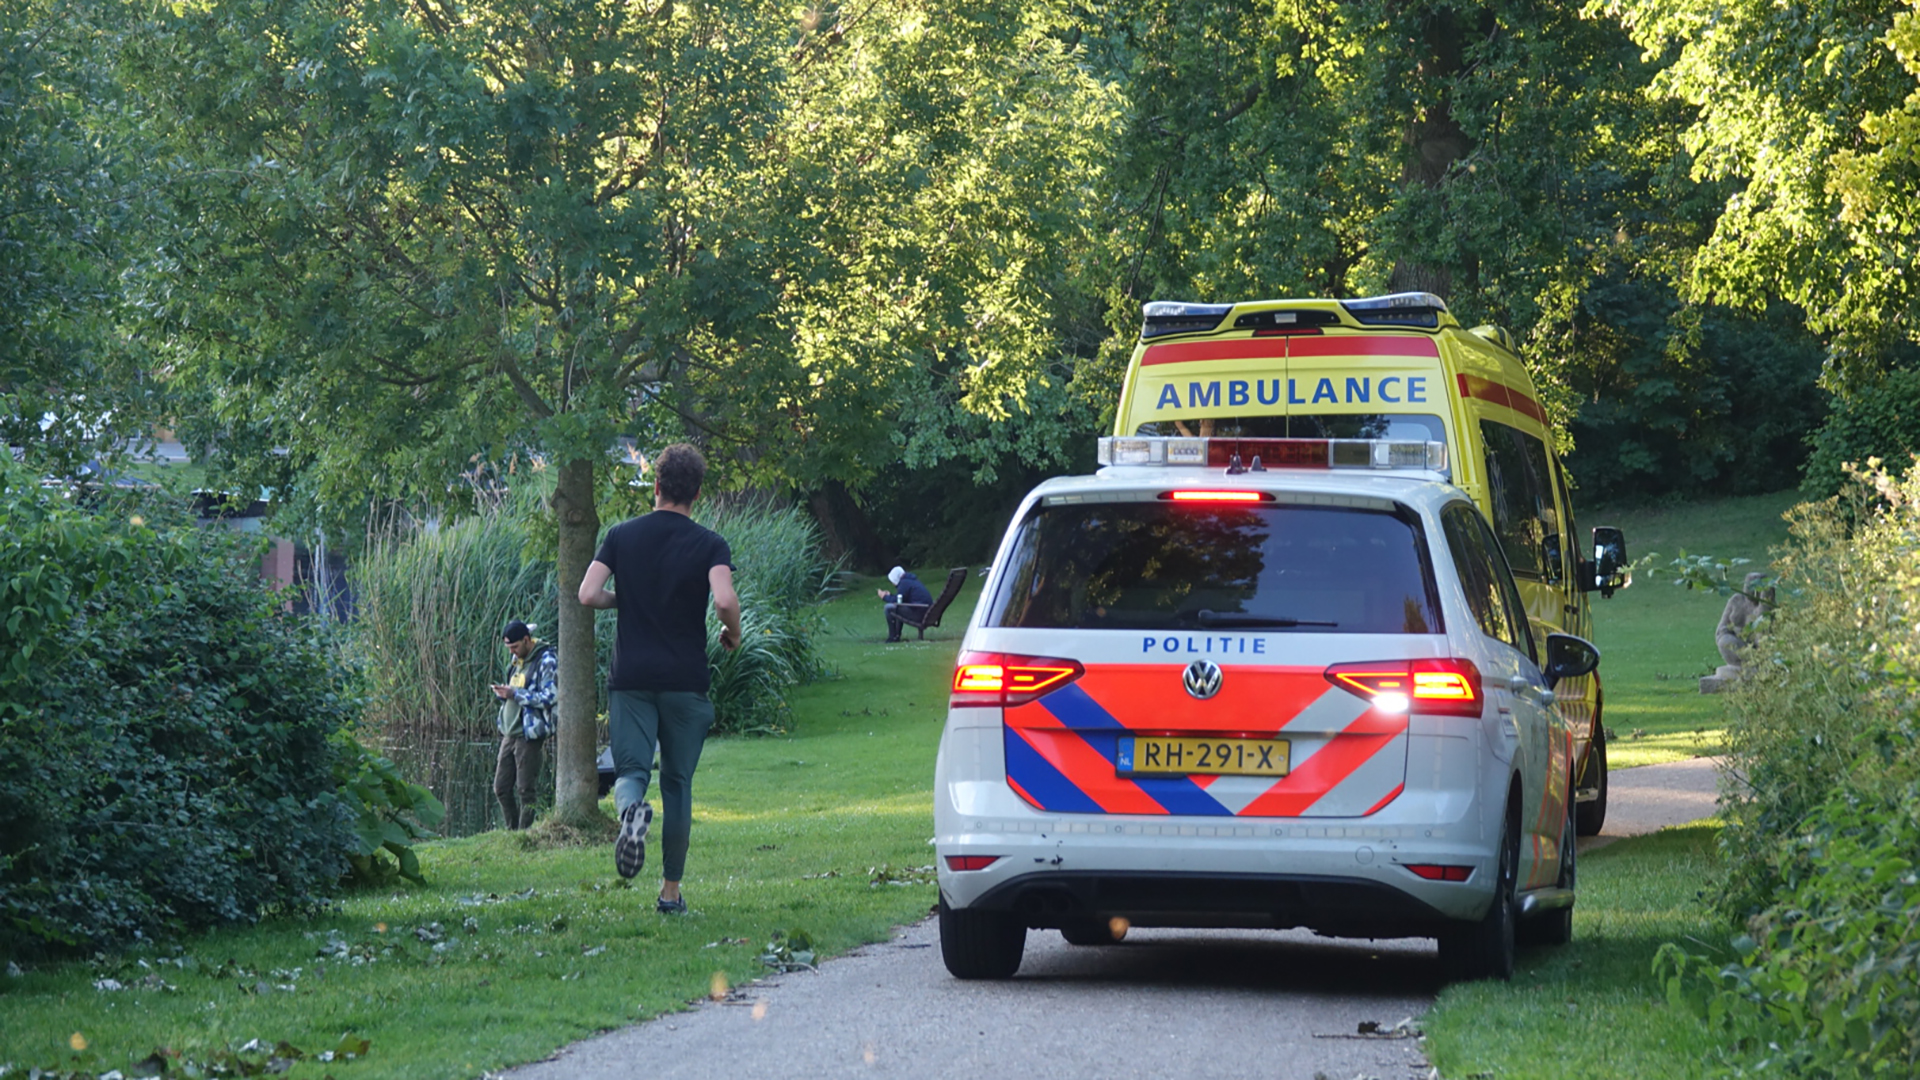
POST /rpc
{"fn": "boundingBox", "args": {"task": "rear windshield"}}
[986,500,1443,634]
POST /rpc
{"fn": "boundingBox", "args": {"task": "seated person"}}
[876,566,934,642]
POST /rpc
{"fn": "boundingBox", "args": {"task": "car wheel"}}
[939,898,1026,979]
[1059,918,1117,946]
[1439,804,1518,983]
[1575,725,1608,837]
[1521,797,1576,947]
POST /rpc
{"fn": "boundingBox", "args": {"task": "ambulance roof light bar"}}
[1340,292,1448,328]
[1140,301,1235,339]
[1097,436,1448,475]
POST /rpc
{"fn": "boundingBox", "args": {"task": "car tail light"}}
[943,855,1001,871]
[950,652,1086,708]
[1324,658,1482,717]
[1404,863,1474,882]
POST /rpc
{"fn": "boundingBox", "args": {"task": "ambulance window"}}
[1478,420,1559,581]
[1553,460,1579,586]
[986,501,1444,634]
[1286,414,1446,442]
[1133,417,1291,438]
[1132,414,1446,441]
[1441,502,1535,661]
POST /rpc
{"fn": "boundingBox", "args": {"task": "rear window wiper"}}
[1195,610,1339,628]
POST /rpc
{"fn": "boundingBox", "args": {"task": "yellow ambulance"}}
[1105,292,1628,834]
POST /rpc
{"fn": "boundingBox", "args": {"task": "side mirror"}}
[1542,633,1600,689]
[1583,526,1628,598]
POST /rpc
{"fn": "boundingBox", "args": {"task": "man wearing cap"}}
[490,620,558,831]
[876,566,933,643]
[578,443,742,913]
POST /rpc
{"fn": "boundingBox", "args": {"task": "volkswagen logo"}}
[1183,659,1224,700]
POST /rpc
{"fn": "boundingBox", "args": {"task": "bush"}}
[0,468,358,959]
[1657,462,1920,1077]
[332,732,447,886]
[699,501,836,735]
[1560,286,1827,503]
[1801,365,1920,497]
[1656,790,1920,1079]
[1711,472,1920,919]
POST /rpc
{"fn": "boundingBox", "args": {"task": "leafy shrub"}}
[332,732,447,886]
[1711,472,1920,919]
[1657,461,1920,1077]
[1655,790,1920,1079]
[699,501,836,735]
[1559,285,1827,503]
[0,465,358,959]
[1801,365,1920,497]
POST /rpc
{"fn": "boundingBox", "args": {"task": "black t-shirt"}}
[593,511,733,693]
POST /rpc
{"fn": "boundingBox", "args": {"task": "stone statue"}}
[1701,572,1774,694]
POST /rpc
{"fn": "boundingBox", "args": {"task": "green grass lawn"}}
[1423,826,1727,1079]
[1585,490,1800,767]
[0,575,981,1080]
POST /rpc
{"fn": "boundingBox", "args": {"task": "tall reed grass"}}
[698,501,838,735]
[349,496,835,833]
[351,510,558,835]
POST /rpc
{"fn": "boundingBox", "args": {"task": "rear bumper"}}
[934,811,1499,936]
[952,869,1458,938]
[935,713,1502,936]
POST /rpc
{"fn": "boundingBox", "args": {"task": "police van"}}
[1107,292,1627,834]
[934,444,1601,981]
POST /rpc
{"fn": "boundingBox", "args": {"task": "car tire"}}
[1520,798,1576,947]
[1438,805,1518,983]
[1575,725,1608,837]
[939,898,1025,979]
[1059,918,1117,946]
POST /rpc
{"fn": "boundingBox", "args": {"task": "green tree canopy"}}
[127,0,1121,821]
[1603,0,1920,380]
[1,0,153,471]
[1073,0,1716,444]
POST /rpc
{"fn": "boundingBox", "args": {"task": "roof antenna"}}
[1249,455,1266,472]
[1225,453,1246,475]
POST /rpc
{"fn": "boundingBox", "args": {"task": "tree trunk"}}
[806,479,896,572]
[1386,7,1489,300]
[551,457,605,827]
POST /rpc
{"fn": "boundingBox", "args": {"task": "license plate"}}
[1116,736,1290,777]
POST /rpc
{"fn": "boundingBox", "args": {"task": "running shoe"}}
[615,801,652,879]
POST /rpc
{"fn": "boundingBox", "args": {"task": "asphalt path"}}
[500,758,1725,1080]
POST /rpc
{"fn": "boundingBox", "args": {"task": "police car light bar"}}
[1097,436,1448,473]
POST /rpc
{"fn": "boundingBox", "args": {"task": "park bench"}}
[895,566,968,640]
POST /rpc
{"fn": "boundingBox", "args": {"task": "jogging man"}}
[577,443,741,913]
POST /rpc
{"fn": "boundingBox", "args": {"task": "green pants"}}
[609,689,714,882]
